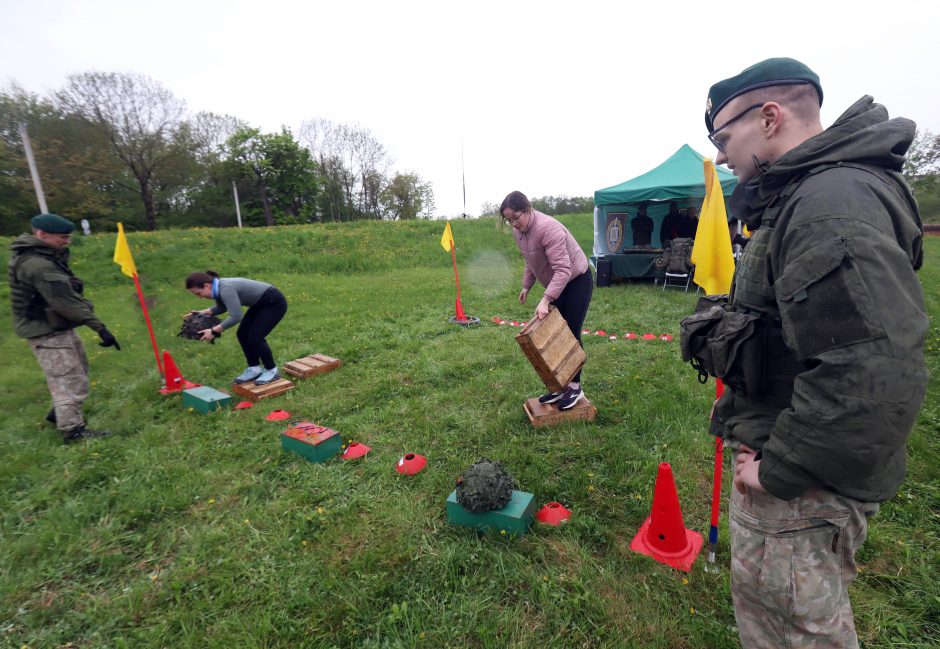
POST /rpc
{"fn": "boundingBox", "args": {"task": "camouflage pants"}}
[28,329,89,433]
[729,469,878,649]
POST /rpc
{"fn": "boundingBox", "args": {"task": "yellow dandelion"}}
[302,540,308,546]
[316,506,325,515]
[690,607,696,615]
[588,485,595,492]
[243,518,250,524]
[500,529,506,535]
[208,499,216,505]
[682,578,689,585]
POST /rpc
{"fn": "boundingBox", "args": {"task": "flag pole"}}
[707,378,725,563]
[451,240,467,321]
[132,272,163,376]
[691,160,736,567]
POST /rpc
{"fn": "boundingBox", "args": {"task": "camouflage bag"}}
[456,458,516,513]
[178,313,222,343]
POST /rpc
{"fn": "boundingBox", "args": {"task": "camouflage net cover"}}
[178,313,222,343]
[456,458,516,513]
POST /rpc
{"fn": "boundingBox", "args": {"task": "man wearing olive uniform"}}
[699,59,927,648]
[9,214,121,443]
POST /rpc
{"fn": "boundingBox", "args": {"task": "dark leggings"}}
[551,269,594,384]
[236,288,287,369]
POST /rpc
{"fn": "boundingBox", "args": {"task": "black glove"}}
[98,327,121,351]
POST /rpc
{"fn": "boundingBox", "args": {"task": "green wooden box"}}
[446,489,536,536]
[280,422,341,464]
[182,386,232,414]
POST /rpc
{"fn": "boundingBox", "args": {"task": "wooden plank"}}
[516,309,586,391]
[230,377,295,401]
[524,395,596,428]
[283,353,343,379]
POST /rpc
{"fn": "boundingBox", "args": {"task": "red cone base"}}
[343,441,371,460]
[265,409,291,421]
[455,298,467,322]
[536,502,572,526]
[396,453,427,475]
[234,401,254,410]
[660,334,674,342]
[159,351,199,394]
[625,332,638,340]
[641,333,657,341]
[630,462,703,572]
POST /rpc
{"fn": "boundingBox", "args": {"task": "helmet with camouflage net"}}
[178,313,222,342]
[456,458,515,513]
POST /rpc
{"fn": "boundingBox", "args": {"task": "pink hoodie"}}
[513,211,589,301]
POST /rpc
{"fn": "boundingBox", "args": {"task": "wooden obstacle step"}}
[283,353,343,379]
[524,394,596,428]
[230,377,294,402]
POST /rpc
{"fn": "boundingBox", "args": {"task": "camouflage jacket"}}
[8,234,104,339]
[713,96,927,502]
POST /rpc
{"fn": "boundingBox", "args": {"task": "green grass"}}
[0,216,937,648]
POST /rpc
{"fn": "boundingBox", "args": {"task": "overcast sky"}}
[2,0,938,218]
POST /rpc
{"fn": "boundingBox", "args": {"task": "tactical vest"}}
[728,164,863,405]
[9,247,85,329]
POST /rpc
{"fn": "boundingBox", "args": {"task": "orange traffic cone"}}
[630,462,703,572]
[159,350,199,394]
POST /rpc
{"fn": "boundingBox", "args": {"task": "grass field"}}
[1,216,938,648]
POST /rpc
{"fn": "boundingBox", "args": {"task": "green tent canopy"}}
[592,144,738,280]
[594,144,737,205]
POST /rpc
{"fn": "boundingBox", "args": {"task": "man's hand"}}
[98,327,121,351]
[535,297,551,320]
[733,449,765,495]
[518,288,528,304]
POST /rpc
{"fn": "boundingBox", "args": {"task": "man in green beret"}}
[8,214,122,443]
[697,58,926,647]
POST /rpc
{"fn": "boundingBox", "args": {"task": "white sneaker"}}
[255,368,280,385]
[233,366,263,384]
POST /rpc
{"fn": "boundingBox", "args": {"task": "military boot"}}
[63,426,110,444]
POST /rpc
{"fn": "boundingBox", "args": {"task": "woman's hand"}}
[518,288,528,304]
[535,297,551,320]
[198,327,217,342]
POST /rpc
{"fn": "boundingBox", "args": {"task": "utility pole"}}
[232,181,243,228]
[19,123,49,214]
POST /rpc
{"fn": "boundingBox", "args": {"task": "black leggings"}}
[551,269,593,384]
[236,288,287,369]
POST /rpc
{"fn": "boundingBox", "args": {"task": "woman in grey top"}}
[185,270,288,385]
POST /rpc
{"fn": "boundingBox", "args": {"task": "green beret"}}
[705,57,823,131]
[31,213,75,234]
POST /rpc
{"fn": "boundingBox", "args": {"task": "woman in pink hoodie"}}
[501,190,593,410]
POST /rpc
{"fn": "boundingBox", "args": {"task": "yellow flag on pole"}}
[691,160,735,296]
[113,222,138,278]
[440,221,454,252]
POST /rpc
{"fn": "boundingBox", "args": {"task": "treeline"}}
[480,195,594,218]
[904,129,940,223]
[0,72,435,235]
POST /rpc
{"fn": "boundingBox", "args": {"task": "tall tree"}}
[222,126,320,226]
[300,119,389,220]
[57,72,189,230]
[0,84,130,233]
[380,172,434,220]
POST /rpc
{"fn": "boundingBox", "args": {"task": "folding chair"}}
[662,271,692,292]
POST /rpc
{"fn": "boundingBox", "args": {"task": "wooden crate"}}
[230,377,294,402]
[515,308,586,391]
[524,395,596,428]
[283,353,343,379]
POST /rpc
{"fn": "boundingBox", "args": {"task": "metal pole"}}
[19,123,49,214]
[232,181,243,228]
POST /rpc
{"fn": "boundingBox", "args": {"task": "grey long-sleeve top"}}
[209,277,273,330]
